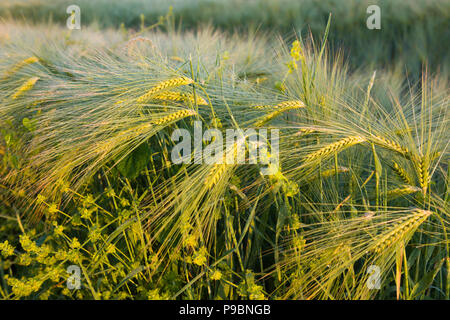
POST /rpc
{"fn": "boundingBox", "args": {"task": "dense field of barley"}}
[0,0,449,300]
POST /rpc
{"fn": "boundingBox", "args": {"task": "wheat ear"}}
[136,77,194,103]
[386,186,421,200]
[274,100,305,109]
[371,135,410,157]
[303,136,365,163]
[371,209,431,254]
[392,161,413,185]
[204,163,228,189]
[3,56,39,79]
[151,109,197,125]
[152,91,207,105]
[95,109,197,153]
[321,166,350,178]
[12,77,39,99]
[253,100,305,110]
[417,155,429,194]
[252,104,272,110]
[204,143,239,189]
[254,101,305,127]
[305,166,349,183]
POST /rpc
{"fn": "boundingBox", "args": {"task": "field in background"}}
[1,0,449,75]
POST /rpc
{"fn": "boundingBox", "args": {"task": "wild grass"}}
[0,13,448,300]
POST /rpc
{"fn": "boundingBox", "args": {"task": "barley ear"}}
[151,109,197,125]
[392,161,414,185]
[417,155,429,194]
[371,209,431,254]
[136,77,194,103]
[371,135,410,157]
[303,136,365,163]
[12,77,39,99]
[385,186,421,200]
[254,100,305,127]
[152,91,207,105]
[3,56,39,79]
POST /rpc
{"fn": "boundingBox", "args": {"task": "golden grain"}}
[12,77,39,99]
[3,56,39,79]
[152,91,207,105]
[371,135,410,157]
[136,77,194,103]
[372,209,431,254]
[254,100,305,127]
[151,109,197,125]
[303,136,365,163]
[392,161,413,185]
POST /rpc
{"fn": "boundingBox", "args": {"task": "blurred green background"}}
[1,0,449,75]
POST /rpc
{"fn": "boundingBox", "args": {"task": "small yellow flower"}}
[62,288,71,297]
[287,60,298,72]
[53,222,65,237]
[19,234,38,253]
[180,221,192,233]
[71,238,81,249]
[39,290,51,300]
[192,247,208,266]
[18,253,32,266]
[120,198,130,207]
[80,207,92,219]
[36,244,51,262]
[84,194,95,204]
[183,234,197,248]
[105,188,116,198]
[54,249,67,261]
[88,228,101,242]
[0,240,15,258]
[148,289,162,300]
[117,291,129,300]
[48,203,59,215]
[248,284,265,300]
[210,270,222,281]
[36,194,46,204]
[60,181,71,193]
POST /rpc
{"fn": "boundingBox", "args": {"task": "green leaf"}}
[113,265,145,292]
[116,143,151,179]
[22,117,35,131]
[4,133,11,146]
[410,258,444,299]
